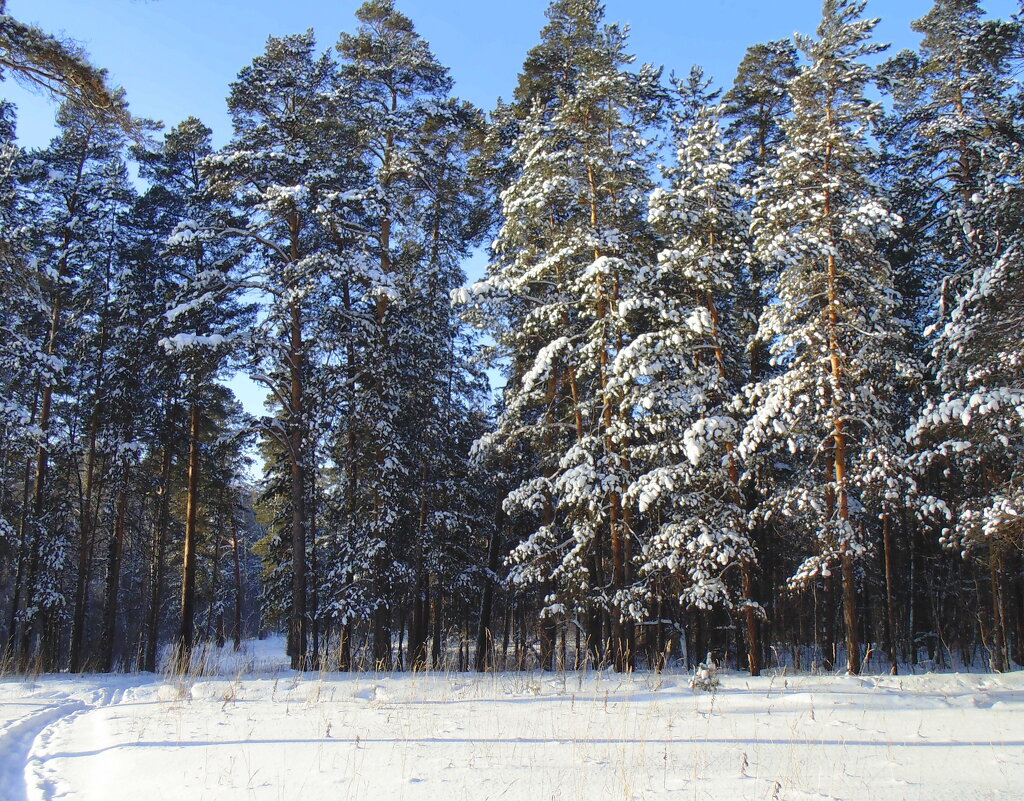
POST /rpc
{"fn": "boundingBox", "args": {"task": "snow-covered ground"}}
[1,639,1022,801]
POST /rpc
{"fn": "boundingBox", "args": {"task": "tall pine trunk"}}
[69,412,101,673]
[176,400,201,671]
[231,507,243,652]
[288,297,308,670]
[705,283,761,676]
[370,95,397,673]
[587,160,631,672]
[144,414,175,672]
[475,508,503,672]
[882,512,899,673]
[100,489,127,672]
[824,125,859,675]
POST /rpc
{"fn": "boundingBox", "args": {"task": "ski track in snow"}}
[25,687,127,801]
[0,685,131,801]
[0,698,86,801]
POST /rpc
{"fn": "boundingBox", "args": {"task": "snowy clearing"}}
[0,641,1022,801]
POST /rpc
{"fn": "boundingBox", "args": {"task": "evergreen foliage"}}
[1,0,1022,676]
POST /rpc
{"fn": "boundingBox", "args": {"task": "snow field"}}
[0,649,1022,801]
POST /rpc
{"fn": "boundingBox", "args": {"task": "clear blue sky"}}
[5,0,1018,151]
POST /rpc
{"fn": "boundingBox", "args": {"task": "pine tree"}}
[144,117,250,669]
[0,1,132,131]
[335,0,486,669]
[0,98,18,259]
[899,1,1024,670]
[879,0,1021,324]
[0,100,33,660]
[629,97,762,673]
[723,39,799,384]
[68,151,138,673]
[13,103,133,669]
[0,101,26,435]
[720,44,803,661]
[740,0,915,675]
[464,0,662,671]
[204,30,365,669]
[724,39,798,176]
[390,99,490,670]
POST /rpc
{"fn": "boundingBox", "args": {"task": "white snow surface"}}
[1,640,1022,801]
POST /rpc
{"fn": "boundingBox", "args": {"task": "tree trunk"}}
[369,94,397,673]
[5,455,34,662]
[989,555,1007,672]
[70,238,116,672]
[176,401,201,671]
[882,513,899,674]
[373,605,392,671]
[741,563,761,675]
[232,506,243,652]
[207,489,224,643]
[288,297,308,671]
[475,510,502,672]
[821,576,836,671]
[409,572,429,670]
[584,157,632,673]
[430,573,442,668]
[538,614,556,671]
[821,103,860,676]
[144,418,175,672]
[1011,555,1024,667]
[841,551,860,674]
[307,470,319,667]
[408,461,430,671]
[21,317,60,667]
[100,490,127,672]
[338,623,352,672]
[69,416,101,673]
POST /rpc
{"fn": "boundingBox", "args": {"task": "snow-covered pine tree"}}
[12,103,134,669]
[0,104,25,465]
[335,0,487,669]
[390,99,491,670]
[0,100,33,661]
[900,1,1024,670]
[463,0,661,671]
[626,92,762,674]
[129,119,208,671]
[0,98,18,260]
[740,0,915,675]
[461,0,619,671]
[140,117,251,669]
[723,39,799,385]
[912,153,1024,670]
[881,0,1020,316]
[67,150,139,674]
[717,41,805,662]
[724,40,798,180]
[204,30,367,669]
[337,0,442,668]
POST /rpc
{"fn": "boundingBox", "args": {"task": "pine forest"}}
[3,0,1024,679]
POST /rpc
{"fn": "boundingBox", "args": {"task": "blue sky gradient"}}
[5,0,1017,150]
